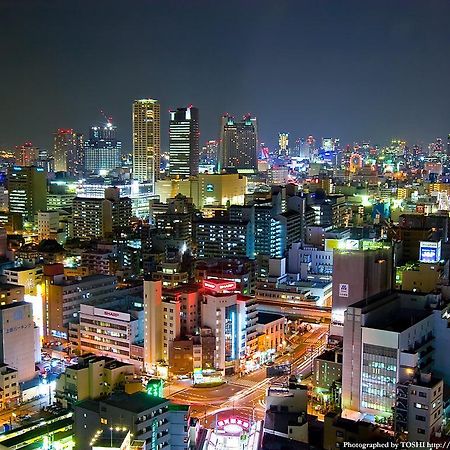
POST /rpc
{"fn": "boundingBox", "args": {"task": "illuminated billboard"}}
[203,279,237,293]
[419,241,441,263]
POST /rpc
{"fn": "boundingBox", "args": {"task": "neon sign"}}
[203,279,237,293]
[217,417,250,433]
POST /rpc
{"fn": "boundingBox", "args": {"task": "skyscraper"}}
[53,129,83,175]
[8,166,47,224]
[219,114,258,171]
[169,105,199,178]
[84,121,122,173]
[278,133,289,157]
[200,140,219,166]
[132,99,160,185]
[15,142,39,166]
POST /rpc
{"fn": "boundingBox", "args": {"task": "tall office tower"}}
[132,99,160,185]
[143,279,163,372]
[8,166,47,224]
[200,140,219,165]
[219,114,258,170]
[0,302,37,382]
[169,105,199,178]
[53,129,84,175]
[84,121,122,173]
[73,187,132,240]
[330,242,393,335]
[278,133,289,157]
[35,148,54,173]
[15,142,39,166]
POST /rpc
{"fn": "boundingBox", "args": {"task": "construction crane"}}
[100,109,113,126]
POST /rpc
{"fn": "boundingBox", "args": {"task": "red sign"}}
[203,279,237,293]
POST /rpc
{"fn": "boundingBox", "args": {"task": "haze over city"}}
[2,0,450,149]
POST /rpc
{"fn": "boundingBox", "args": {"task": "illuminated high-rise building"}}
[219,114,257,170]
[200,140,219,166]
[15,142,39,166]
[84,121,122,173]
[132,99,160,185]
[169,105,199,178]
[7,166,47,224]
[53,129,83,175]
[278,133,289,157]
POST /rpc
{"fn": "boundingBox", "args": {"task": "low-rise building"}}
[81,250,115,275]
[169,329,216,376]
[0,365,20,409]
[255,313,286,363]
[42,264,117,341]
[0,283,25,305]
[264,381,309,444]
[314,348,343,391]
[323,412,390,450]
[74,391,190,449]
[396,261,446,293]
[0,411,74,449]
[55,355,136,408]
[395,373,444,443]
[89,428,145,450]
[3,266,43,296]
[69,303,143,368]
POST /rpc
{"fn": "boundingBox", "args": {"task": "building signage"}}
[339,283,349,298]
[93,307,130,322]
[203,279,237,293]
[419,241,441,263]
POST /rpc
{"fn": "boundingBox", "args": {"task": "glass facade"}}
[361,344,397,414]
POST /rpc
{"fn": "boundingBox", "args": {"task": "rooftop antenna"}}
[100,109,113,125]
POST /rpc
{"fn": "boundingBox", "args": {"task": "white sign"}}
[93,307,130,322]
[339,283,349,298]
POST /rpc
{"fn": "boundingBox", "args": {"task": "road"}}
[166,324,329,428]
[0,324,328,433]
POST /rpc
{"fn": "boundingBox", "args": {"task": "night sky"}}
[1,0,450,151]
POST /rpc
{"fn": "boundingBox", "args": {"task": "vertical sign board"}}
[339,283,349,298]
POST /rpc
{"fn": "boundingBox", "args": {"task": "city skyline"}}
[2,0,450,150]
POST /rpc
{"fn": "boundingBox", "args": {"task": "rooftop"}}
[90,428,129,448]
[364,306,431,333]
[76,399,100,413]
[258,312,284,325]
[0,300,29,311]
[4,266,42,272]
[56,274,117,286]
[68,355,134,372]
[102,392,168,413]
[0,283,24,291]
[316,349,343,364]
[410,374,442,389]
